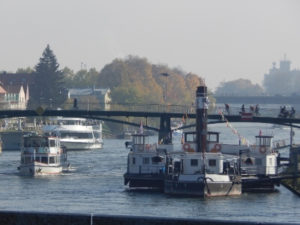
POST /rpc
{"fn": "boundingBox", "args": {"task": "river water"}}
[0,123,299,224]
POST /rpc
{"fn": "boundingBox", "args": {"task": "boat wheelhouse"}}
[124,134,167,189]
[206,132,280,192]
[19,135,68,176]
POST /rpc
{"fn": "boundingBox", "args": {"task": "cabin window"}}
[256,137,271,147]
[152,156,163,164]
[256,158,262,166]
[49,140,56,147]
[186,134,196,142]
[49,157,55,164]
[132,157,136,165]
[60,132,92,139]
[191,159,198,166]
[209,159,216,167]
[35,157,41,162]
[143,157,150,164]
[41,157,48,164]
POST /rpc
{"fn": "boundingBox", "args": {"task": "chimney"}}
[196,86,208,153]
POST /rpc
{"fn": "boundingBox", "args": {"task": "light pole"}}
[160,73,170,103]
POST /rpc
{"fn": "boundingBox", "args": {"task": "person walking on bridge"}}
[225,103,230,115]
[290,107,296,118]
[241,104,245,113]
[255,104,260,115]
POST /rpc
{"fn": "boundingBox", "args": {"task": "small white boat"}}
[18,135,69,176]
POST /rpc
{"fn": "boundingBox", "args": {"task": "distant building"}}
[68,88,111,110]
[0,72,33,109]
[0,83,28,109]
[264,56,300,96]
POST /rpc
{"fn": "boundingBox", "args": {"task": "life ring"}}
[210,144,222,153]
[259,146,267,154]
[183,143,191,151]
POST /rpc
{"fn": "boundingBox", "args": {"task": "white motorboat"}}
[43,118,103,151]
[18,135,69,176]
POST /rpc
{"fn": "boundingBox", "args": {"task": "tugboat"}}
[124,133,168,189]
[207,133,280,192]
[18,135,69,176]
[164,85,242,197]
[239,135,280,192]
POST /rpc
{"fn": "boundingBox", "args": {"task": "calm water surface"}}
[0,123,299,223]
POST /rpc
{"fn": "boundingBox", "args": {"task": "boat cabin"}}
[255,135,273,149]
[238,135,277,176]
[126,134,151,152]
[167,152,238,177]
[182,131,220,152]
[21,136,65,166]
[125,134,165,175]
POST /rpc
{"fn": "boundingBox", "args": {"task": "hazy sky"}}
[1,0,299,90]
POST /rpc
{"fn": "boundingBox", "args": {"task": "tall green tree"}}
[29,45,66,108]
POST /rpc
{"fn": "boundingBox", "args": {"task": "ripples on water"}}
[0,124,299,223]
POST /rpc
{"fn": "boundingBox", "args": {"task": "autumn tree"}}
[97,55,206,106]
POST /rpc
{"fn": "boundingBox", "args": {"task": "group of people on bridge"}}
[224,103,297,118]
[224,104,260,115]
[278,106,296,118]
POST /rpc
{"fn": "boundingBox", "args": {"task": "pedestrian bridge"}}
[1,103,300,144]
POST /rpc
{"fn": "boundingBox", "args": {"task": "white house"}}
[68,88,111,110]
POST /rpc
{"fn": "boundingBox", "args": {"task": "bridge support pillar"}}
[158,115,172,144]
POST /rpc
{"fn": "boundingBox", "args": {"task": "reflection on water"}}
[0,124,299,223]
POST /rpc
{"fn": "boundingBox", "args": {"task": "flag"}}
[182,115,186,124]
[181,134,185,144]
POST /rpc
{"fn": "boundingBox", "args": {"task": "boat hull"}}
[242,176,279,192]
[164,179,241,197]
[124,173,164,189]
[19,162,63,176]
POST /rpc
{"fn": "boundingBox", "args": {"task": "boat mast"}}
[196,85,208,171]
